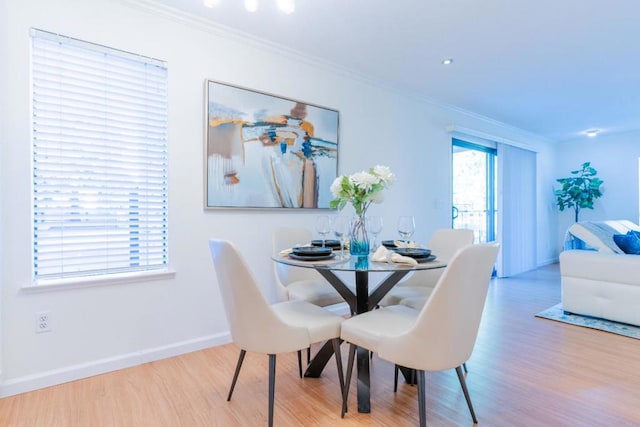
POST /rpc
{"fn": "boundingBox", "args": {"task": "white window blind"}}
[31,29,169,281]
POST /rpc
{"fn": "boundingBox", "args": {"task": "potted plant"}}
[555,162,604,222]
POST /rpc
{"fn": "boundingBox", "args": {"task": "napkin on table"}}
[393,240,422,249]
[371,246,418,266]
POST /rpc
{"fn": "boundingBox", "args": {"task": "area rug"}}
[536,303,640,340]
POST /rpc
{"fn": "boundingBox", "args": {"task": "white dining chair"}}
[209,239,345,427]
[340,242,500,426]
[378,228,475,307]
[273,226,345,307]
[273,226,351,369]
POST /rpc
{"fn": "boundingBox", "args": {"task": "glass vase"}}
[349,214,370,256]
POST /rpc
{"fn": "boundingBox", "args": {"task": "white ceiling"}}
[149,0,640,142]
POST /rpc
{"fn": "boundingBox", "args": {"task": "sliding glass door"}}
[452,139,497,243]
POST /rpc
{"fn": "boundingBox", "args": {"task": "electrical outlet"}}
[35,311,51,333]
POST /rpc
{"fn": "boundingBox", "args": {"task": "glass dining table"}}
[272,252,446,413]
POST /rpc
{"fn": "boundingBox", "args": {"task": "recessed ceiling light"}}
[442,58,454,65]
[276,0,295,14]
[206,0,296,13]
[244,0,258,12]
[585,129,600,137]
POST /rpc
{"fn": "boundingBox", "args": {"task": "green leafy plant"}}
[555,162,604,222]
[329,165,395,215]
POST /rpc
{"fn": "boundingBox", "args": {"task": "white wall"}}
[554,131,640,246]
[0,0,556,395]
[0,0,5,382]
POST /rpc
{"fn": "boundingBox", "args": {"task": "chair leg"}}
[268,354,277,427]
[393,364,399,392]
[463,362,468,373]
[416,369,426,427]
[341,343,357,418]
[227,349,246,401]
[297,347,312,378]
[395,365,419,388]
[331,339,345,393]
[456,365,478,424]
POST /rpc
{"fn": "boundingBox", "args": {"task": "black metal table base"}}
[305,266,410,413]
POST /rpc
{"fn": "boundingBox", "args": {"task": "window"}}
[31,29,168,283]
[452,138,497,244]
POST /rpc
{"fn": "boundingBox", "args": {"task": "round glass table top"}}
[273,253,446,272]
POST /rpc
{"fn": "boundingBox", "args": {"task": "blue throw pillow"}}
[628,230,640,239]
[613,233,640,255]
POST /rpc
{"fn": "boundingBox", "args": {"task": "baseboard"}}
[0,332,231,398]
[537,257,559,267]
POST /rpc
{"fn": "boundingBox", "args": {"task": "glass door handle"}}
[452,206,459,220]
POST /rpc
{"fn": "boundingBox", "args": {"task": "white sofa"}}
[560,220,640,326]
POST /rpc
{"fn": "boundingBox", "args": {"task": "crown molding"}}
[446,125,553,151]
[115,0,378,82]
[116,0,552,146]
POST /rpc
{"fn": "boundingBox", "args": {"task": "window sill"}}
[22,269,177,293]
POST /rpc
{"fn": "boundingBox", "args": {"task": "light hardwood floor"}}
[1,264,639,426]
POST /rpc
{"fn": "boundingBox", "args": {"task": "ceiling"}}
[149,0,640,142]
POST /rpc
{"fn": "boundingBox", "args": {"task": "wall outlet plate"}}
[36,311,51,333]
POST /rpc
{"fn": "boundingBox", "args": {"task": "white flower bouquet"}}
[329,165,395,255]
[329,165,395,215]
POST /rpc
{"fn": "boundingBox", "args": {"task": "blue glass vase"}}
[349,215,370,256]
[355,255,369,270]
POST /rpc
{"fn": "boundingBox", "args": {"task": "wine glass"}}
[315,215,331,247]
[332,216,350,259]
[397,215,415,242]
[367,216,383,252]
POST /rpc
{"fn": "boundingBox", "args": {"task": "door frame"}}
[451,138,497,243]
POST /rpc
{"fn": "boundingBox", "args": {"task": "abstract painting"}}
[205,80,339,209]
